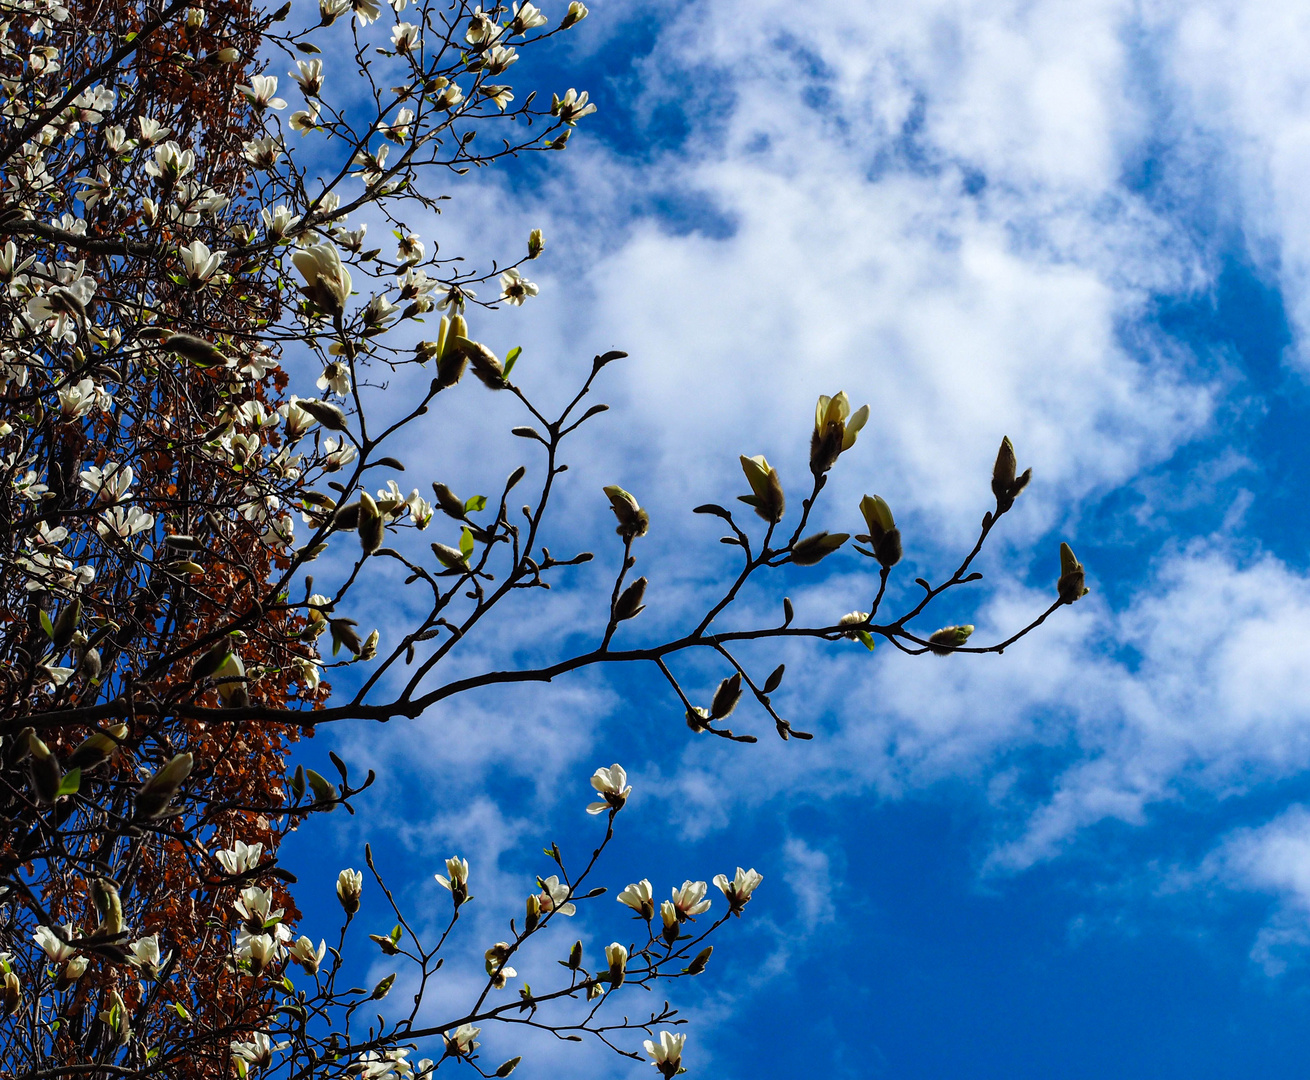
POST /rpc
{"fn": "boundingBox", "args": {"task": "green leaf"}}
[56,768,80,797]
[463,495,486,513]
[39,609,54,640]
[173,1003,190,1020]
[503,345,522,378]
[459,527,474,559]
[856,630,876,651]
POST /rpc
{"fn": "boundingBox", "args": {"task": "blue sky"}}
[277,0,1310,1074]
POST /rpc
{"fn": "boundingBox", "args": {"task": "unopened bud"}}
[525,893,542,932]
[528,229,544,259]
[603,485,649,540]
[613,577,647,622]
[1057,542,1088,604]
[358,492,384,554]
[136,752,193,819]
[567,940,583,969]
[710,673,742,719]
[991,436,1032,514]
[25,731,61,804]
[687,945,713,975]
[927,625,974,656]
[790,531,849,566]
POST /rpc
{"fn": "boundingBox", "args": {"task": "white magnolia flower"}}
[351,0,380,24]
[126,934,171,978]
[216,839,263,876]
[499,267,537,305]
[551,87,596,125]
[231,1031,287,1071]
[434,856,468,892]
[713,866,763,915]
[322,437,357,472]
[260,204,300,241]
[233,930,279,973]
[137,116,170,145]
[179,239,226,284]
[14,470,49,502]
[479,84,514,111]
[617,879,655,919]
[396,232,423,263]
[289,935,326,975]
[291,655,322,690]
[33,924,77,963]
[236,74,286,111]
[78,461,133,504]
[481,44,518,75]
[443,1024,479,1056]
[604,941,628,985]
[390,21,417,51]
[292,243,352,313]
[235,886,284,928]
[464,7,500,45]
[289,59,323,97]
[96,505,154,540]
[537,875,576,917]
[644,1031,686,1076]
[242,136,283,170]
[670,880,711,921]
[337,868,363,913]
[317,360,351,397]
[509,2,548,33]
[143,140,194,182]
[561,1,588,28]
[587,763,630,814]
[289,104,320,135]
[55,377,99,420]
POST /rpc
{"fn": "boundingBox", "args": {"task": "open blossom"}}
[644,1032,686,1077]
[444,1024,480,1056]
[126,934,171,978]
[670,880,711,921]
[234,930,280,973]
[235,886,284,928]
[137,115,171,145]
[499,267,538,305]
[509,1,548,33]
[484,942,516,988]
[464,6,500,45]
[33,924,77,962]
[79,461,133,504]
[289,58,323,97]
[810,390,869,475]
[179,239,226,284]
[56,377,100,420]
[216,839,263,875]
[587,763,631,814]
[713,866,763,914]
[551,87,596,125]
[479,84,514,110]
[143,140,194,181]
[537,875,576,917]
[289,935,326,975]
[435,856,469,906]
[243,136,283,170]
[96,505,154,540]
[618,879,655,920]
[236,74,286,111]
[390,21,417,51]
[322,436,357,471]
[317,360,351,396]
[231,1031,287,1072]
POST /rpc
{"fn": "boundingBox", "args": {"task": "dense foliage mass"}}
[0,0,1086,1076]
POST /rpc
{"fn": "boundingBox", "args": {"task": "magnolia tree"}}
[0,0,1091,1075]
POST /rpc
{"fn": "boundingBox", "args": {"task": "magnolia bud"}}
[568,940,583,969]
[51,599,81,650]
[710,673,742,719]
[358,492,384,554]
[927,625,974,656]
[432,483,466,519]
[687,945,713,975]
[613,577,647,622]
[67,722,126,772]
[26,731,61,804]
[337,868,363,914]
[298,398,347,431]
[3,971,19,1016]
[77,647,101,681]
[858,494,902,568]
[495,1058,522,1077]
[1057,542,1088,604]
[605,942,627,988]
[790,531,849,566]
[136,752,194,819]
[525,894,542,932]
[560,1,588,28]
[91,877,124,936]
[603,485,649,540]
[739,455,785,523]
[163,333,228,367]
[528,229,544,258]
[991,436,1032,513]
